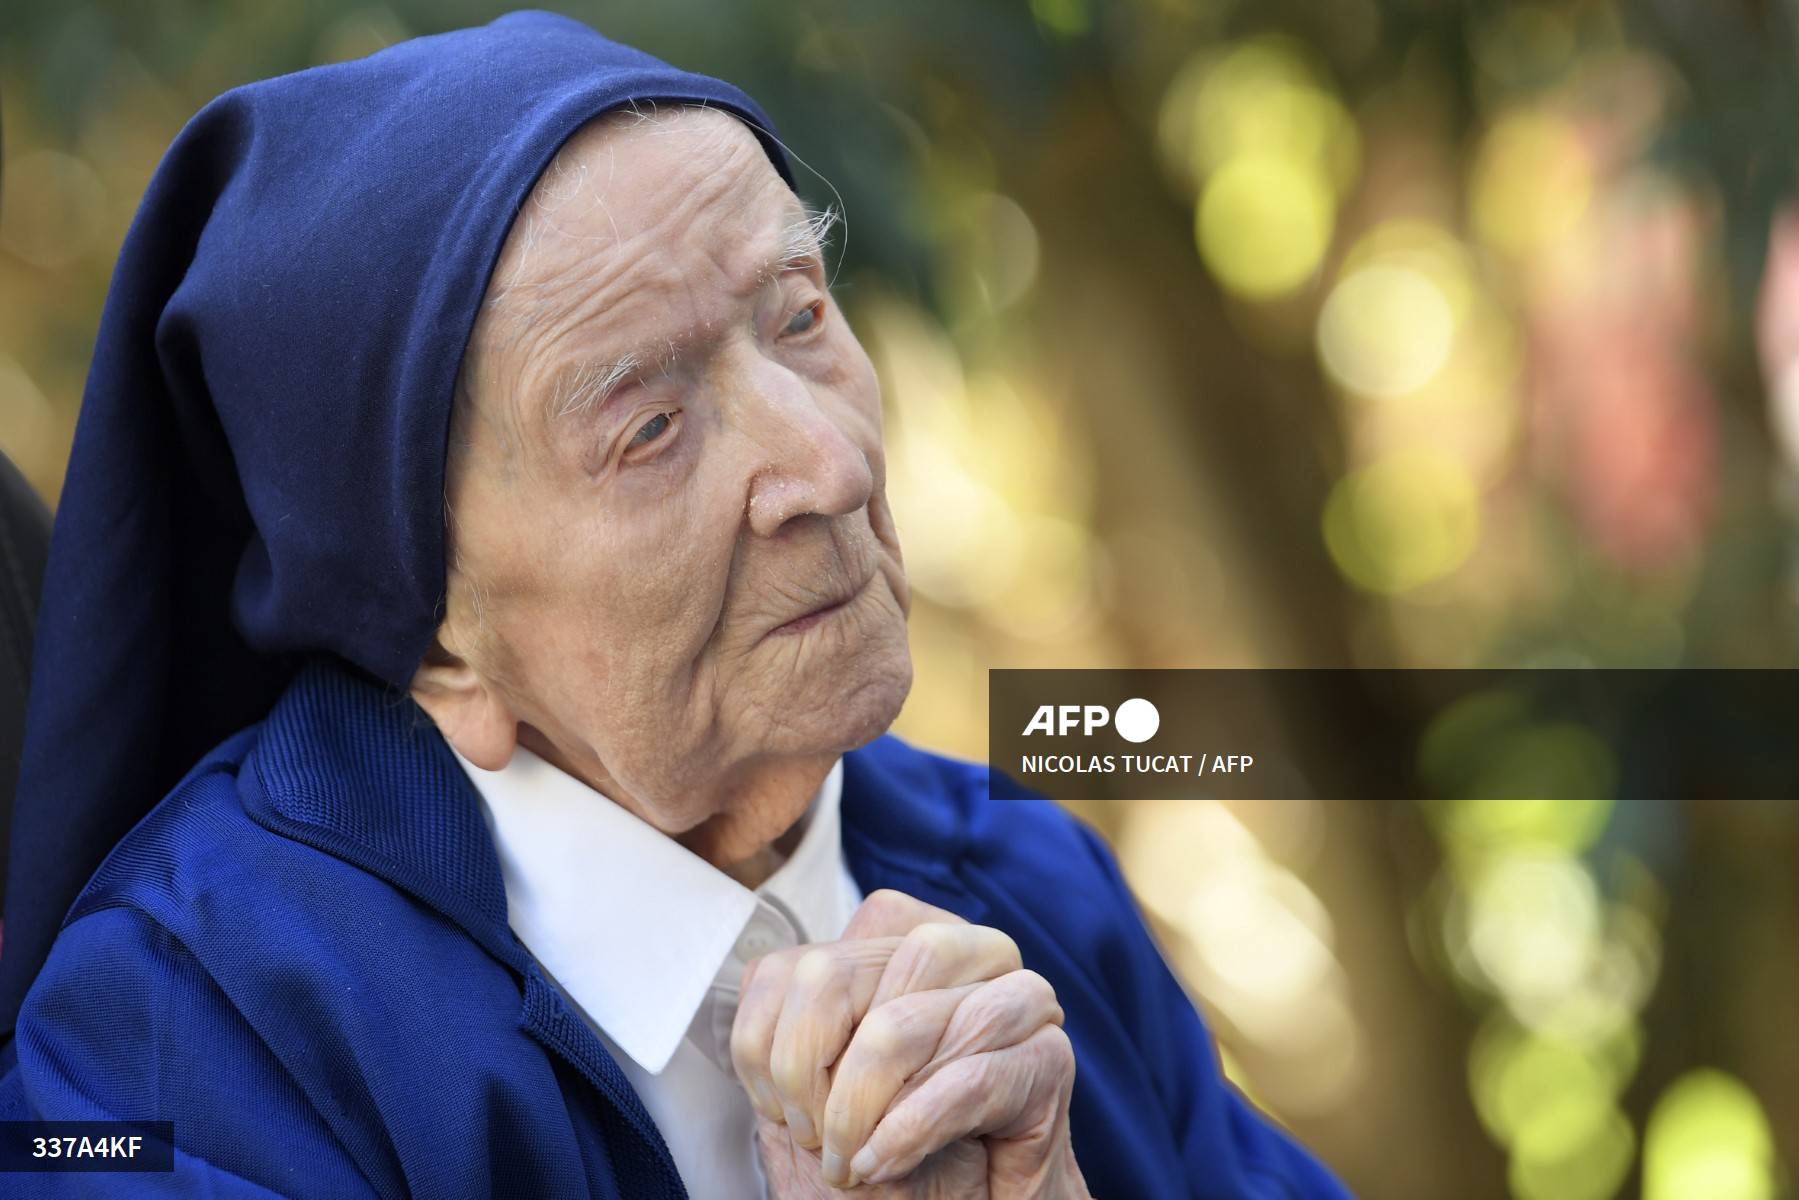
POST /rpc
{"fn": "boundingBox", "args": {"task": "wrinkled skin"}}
[410,106,912,874]
[736,890,1089,1197]
[410,107,1088,1195]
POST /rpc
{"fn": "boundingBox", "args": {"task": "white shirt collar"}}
[455,745,847,1076]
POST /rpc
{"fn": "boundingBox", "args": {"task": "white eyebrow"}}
[547,203,839,423]
[548,352,642,421]
[763,203,839,282]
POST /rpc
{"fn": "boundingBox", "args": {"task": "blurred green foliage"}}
[7,2,1799,1196]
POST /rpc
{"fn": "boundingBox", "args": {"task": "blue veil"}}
[0,11,794,1036]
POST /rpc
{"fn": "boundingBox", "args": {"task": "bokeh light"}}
[1162,36,1358,301]
[1643,1070,1780,1200]
[1196,156,1335,300]
[1471,109,1594,259]
[1119,801,1364,1116]
[1322,450,1481,593]
[1469,1019,1638,1200]
[1317,263,1456,398]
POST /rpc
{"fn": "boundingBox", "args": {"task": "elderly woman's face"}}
[416,107,912,867]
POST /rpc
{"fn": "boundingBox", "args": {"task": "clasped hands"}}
[730,889,1091,1198]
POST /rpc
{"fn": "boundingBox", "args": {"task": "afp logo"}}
[1021,698,1159,743]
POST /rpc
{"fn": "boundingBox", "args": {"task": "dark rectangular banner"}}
[987,669,1799,801]
[0,1121,175,1172]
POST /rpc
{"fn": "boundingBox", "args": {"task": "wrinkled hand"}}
[731,889,1089,1197]
[754,1116,990,1199]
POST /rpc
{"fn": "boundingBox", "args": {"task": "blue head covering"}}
[0,11,794,1034]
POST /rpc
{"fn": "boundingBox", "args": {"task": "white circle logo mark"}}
[1114,697,1159,743]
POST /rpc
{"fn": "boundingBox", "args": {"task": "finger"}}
[731,946,804,1122]
[734,914,1019,1150]
[822,970,1061,1188]
[928,968,1064,1063]
[868,920,1023,1011]
[817,984,976,1186]
[851,1024,1077,1187]
[842,888,967,940]
[767,940,899,1149]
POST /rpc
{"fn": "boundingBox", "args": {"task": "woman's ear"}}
[408,634,520,770]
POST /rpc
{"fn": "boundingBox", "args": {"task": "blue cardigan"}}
[0,661,1350,1198]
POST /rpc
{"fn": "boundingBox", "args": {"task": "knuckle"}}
[864,887,909,910]
[1037,1023,1076,1072]
[793,946,837,987]
[855,1005,906,1061]
[791,942,838,993]
[858,888,914,925]
[762,945,805,974]
[989,928,1024,970]
[769,1047,810,1096]
[900,921,955,964]
[1014,967,1057,1004]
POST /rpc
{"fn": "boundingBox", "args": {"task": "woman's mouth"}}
[767,576,868,638]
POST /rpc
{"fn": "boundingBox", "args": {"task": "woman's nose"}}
[739,368,874,538]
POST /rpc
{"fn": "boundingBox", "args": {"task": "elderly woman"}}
[0,14,1349,1199]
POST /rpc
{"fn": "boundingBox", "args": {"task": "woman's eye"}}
[627,412,673,449]
[784,300,824,337]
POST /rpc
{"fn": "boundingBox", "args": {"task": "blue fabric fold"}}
[1,660,1353,1198]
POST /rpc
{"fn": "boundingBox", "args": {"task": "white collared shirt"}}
[454,746,863,1199]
